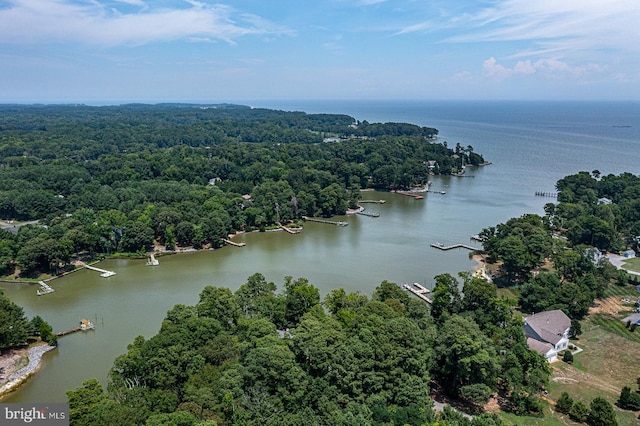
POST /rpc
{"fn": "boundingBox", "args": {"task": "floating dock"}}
[36,281,54,296]
[403,282,432,304]
[302,216,348,226]
[83,264,116,277]
[55,319,95,337]
[431,242,482,251]
[222,238,246,247]
[146,253,159,266]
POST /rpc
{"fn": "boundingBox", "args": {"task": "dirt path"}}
[552,366,622,395]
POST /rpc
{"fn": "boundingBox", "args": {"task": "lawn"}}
[541,284,640,426]
[622,256,640,273]
[498,284,640,425]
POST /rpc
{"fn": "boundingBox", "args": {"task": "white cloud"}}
[0,0,293,46]
[482,56,606,81]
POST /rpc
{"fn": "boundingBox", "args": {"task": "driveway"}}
[605,254,640,277]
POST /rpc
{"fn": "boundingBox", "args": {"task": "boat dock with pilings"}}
[358,199,386,204]
[403,282,432,304]
[302,216,348,226]
[55,319,95,337]
[430,242,482,251]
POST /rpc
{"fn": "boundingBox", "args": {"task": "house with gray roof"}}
[523,309,571,362]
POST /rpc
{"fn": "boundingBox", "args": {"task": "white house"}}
[523,309,571,362]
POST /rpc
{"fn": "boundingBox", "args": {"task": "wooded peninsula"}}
[1,104,640,425]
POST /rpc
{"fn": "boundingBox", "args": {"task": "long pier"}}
[302,216,348,226]
[394,191,424,200]
[222,239,246,247]
[358,200,386,204]
[535,191,557,197]
[431,242,482,251]
[403,282,432,304]
[357,210,380,218]
[55,319,95,337]
[83,264,116,277]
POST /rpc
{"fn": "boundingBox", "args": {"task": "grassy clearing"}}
[541,284,640,425]
[496,284,640,425]
[622,257,640,273]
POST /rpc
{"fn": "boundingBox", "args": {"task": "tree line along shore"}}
[1,104,640,424]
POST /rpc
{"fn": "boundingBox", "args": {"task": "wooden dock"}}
[302,216,348,226]
[55,319,95,337]
[394,191,424,200]
[83,264,116,277]
[356,210,380,217]
[403,282,432,304]
[431,242,482,251]
[222,239,246,247]
[278,223,301,234]
[535,191,557,198]
[358,200,386,204]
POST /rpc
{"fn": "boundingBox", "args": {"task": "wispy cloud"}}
[396,0,640,56]
[0,0,293,46]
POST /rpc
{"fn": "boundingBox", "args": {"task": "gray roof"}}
[526,337,554,356]
[524,309,571,346]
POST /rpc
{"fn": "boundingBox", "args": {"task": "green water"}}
[1,172,545,403]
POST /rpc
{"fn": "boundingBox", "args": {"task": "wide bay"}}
[2,100,639,403]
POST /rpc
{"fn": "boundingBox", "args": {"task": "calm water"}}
[2,101,639,403]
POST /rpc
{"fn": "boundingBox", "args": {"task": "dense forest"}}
[66,273,543,426]
[0,104,484,278]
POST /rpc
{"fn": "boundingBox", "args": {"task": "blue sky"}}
[1,0,639,103]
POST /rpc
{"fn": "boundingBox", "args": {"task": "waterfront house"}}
[523,309,571,362]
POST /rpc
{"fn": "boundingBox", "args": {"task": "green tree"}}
[434,315,498,394]
[120,222,154,253]
[617,386,640,411]
[0,290,29,348]
[196,286,240,330]
[283,276,320,326]
[588,397,618,426]
[556,391,574,414]
[430,273,462,321]
[570,400,589,423]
